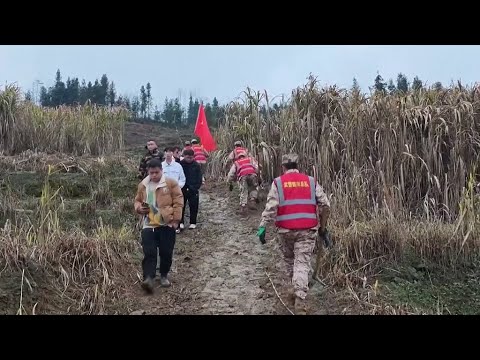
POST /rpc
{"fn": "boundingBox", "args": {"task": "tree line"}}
[362,72,444,95]
[26,70,450,127]
[28,69,223,127]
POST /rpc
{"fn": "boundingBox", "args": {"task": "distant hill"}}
[124,122,195,151]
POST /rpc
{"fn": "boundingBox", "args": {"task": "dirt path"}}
[123,184,293,315]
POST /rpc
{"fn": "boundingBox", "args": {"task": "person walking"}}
[179,149,203,232]
[134,159,184,293]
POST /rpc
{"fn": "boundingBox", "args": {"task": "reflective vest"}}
[192,145,207,163]
[233,147,247,159]
[274,172,318,230]
[235,157,256,178]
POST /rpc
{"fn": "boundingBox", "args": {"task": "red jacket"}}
[274,172,318,230]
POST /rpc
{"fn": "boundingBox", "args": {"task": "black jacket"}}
[180,160,203,192]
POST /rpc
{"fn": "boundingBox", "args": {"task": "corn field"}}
[0,85,129,156]
[213,76,480,222]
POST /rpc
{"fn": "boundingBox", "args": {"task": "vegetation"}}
[33,70,223,127]
[1,85,128,156]
[2,70,480,314]
[210,75,480,297]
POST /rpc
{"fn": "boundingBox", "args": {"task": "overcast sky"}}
[1,45,479,105]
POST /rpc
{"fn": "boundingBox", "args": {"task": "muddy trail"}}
[122,183,330,315]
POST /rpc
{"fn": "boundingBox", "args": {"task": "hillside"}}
[1,80,480,315]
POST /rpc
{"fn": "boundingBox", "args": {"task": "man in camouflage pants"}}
[138,140,163,180]
[227,152,259,212]
[257,153,330,315]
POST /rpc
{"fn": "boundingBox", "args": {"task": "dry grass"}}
[0,164,138,314]
[210,76,480,283]
[0,85,129,156]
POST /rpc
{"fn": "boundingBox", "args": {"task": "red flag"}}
[194,103,217,152]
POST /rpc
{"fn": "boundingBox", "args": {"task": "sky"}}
[1,45,479,106]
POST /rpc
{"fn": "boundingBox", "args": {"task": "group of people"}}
[134,138,331,315]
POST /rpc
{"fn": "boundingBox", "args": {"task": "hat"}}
[234,140,242,146]
[281,153,299,165]
[191,139,199,144]
[184,141,191,146]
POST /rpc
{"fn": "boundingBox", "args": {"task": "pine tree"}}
[140,86,147,118]
[374,73,387,94]
[108,82,116,107]
[146,83,152,119]
[387,79,397,94]
[396,73,409,93]
[412,76,423,91]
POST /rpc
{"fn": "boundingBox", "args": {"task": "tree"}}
[25,91,33,102]
[162,98,174,125]
[352,78,361,93]
[396,73,409,93]
[204,102,213,127]
[99,74,109,105]
[65,77,80,105]
[153,105,161,122]
[187,95,195,124]
[131,96,140,119]
[50,69,66,106]
[92,79,102,104]
[387,79,396,94]
[211,97,219,127]
[412,76,423,91]
[140,86,147,118]
[79,80,88,104]
[146,83,152,118]
[433,82,443,91]
[374,73,387,94]
[173,98,183,126]
[108,82,116,107]
[40,86,50,106]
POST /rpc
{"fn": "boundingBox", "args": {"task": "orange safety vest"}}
[192,145,207,163]
[274,172,318,230]
[235,157,256,178]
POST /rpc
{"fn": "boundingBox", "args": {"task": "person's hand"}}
[256,226,266,244]
[136,206,150,215]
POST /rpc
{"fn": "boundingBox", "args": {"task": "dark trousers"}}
[141,226,176,280]
[181,188,199,225]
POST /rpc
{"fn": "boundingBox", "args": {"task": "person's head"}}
[281,153,299,173]
[164,147,174,162]
[191,139,199,145]
[184,141,191,147]
[234,140,242,148]
[146,140,157,152]
[182,149,195,163]
[147,159,163,182]
[173,146,181,159]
